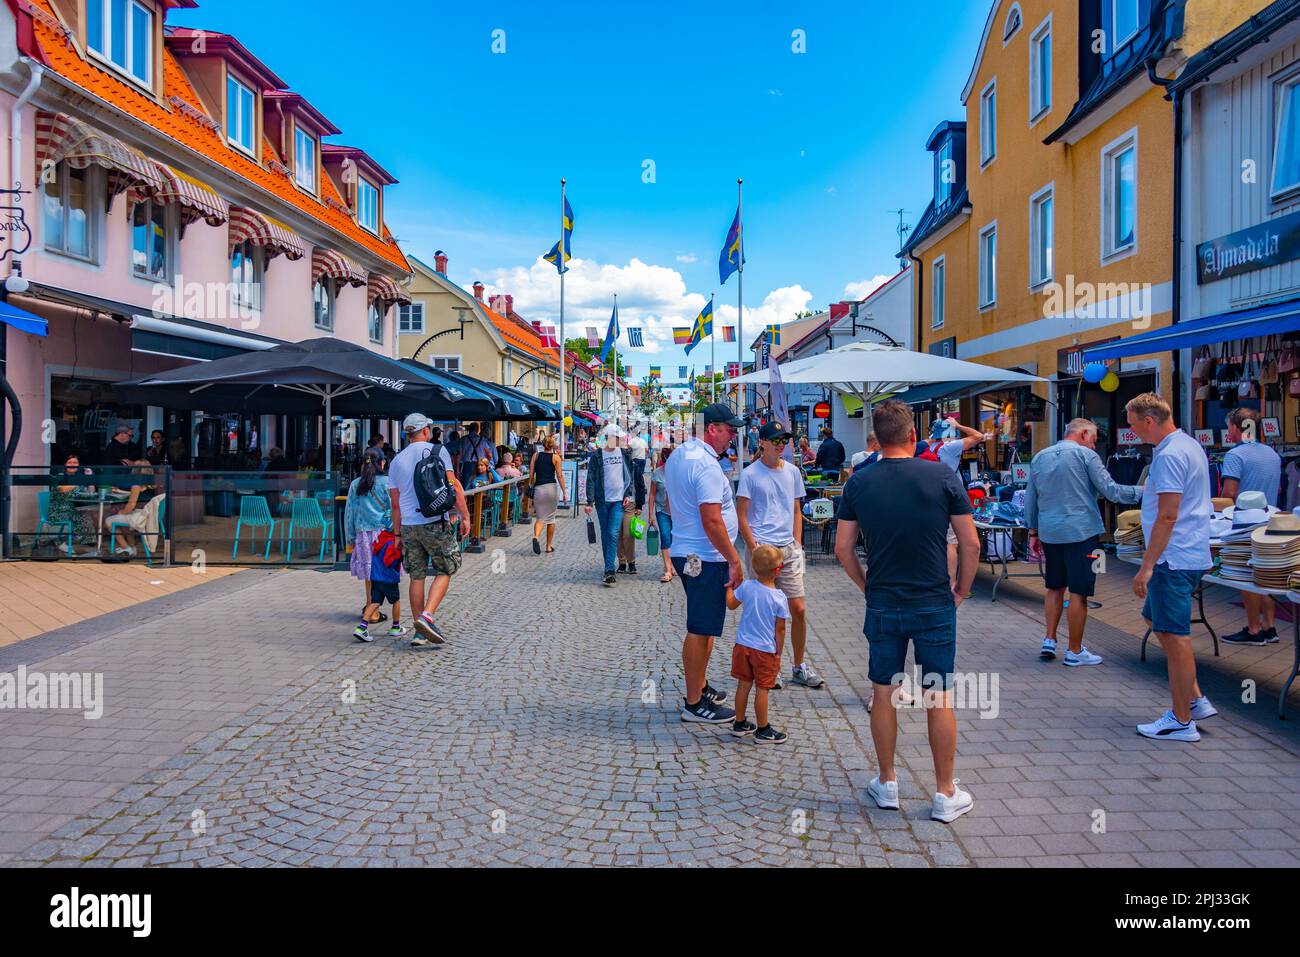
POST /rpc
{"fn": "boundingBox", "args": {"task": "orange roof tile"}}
[479,303,558,372]
[24,2,409,274]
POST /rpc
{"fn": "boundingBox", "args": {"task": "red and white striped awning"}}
[228,206,306,261]
[311,248,367,287]
[367,274,411,306]
[34,111,165,202]
[153,164,228,227]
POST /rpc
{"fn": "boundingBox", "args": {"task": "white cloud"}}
[675,253,698,264]
[715,285,815,344]
[843,274,893,300]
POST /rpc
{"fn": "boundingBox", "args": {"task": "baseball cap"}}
[114,422,133,437]
[759,421,793,441]
[701,403,744,428]
[600,423,627,440]
[402,413,434,434]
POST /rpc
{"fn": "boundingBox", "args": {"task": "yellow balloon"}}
[1099,371,1120,392]
[563,416,573,427]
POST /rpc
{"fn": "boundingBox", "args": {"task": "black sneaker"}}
[532,537,541,555]
[628,562,638,574]
[731,719,757,737]
[617,563,628,574]
[681,698,735,724]
[701,683,727,705]
[754,725,788,744]
[603,573,617,586]
[1262,626,1280,643]
[1222,628,1267,646]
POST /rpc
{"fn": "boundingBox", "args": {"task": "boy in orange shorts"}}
[727,543,790,743]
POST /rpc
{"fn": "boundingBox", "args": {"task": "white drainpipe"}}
[8,58,44,266]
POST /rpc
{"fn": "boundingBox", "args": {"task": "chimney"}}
[504,294,513,316]
[489,294,505,314]
[472,281,484,302]
[434,250,448,274]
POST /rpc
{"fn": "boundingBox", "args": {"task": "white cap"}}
[600,424,627,440]
[850,450,869,467]
[402,413,434,434]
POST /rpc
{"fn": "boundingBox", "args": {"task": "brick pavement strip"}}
[1,517,1299,866]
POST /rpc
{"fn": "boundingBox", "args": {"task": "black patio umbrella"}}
[395,361,559,421]
[116,338,499,471]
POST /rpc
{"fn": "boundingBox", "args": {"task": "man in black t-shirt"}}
[834,399,980,825]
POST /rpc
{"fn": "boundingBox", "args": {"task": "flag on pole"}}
[719,206,744,285]
[726,361,740,379]
[599,302,619,363]
[768,352,793,462]
[585,326,599,348]
[649,365,661,379]
[678,365,687,379]
[627,327,644,348]
[765,323,781,345]
[684,299,713,356]
[672,328,692,345]
[625,365,631,378]
[543,196,574,272]
[530,321,559,349]
[705,364,713,374]
[722,325,736,342]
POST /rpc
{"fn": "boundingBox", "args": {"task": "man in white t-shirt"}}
[388,413,470,647]
[664,403,745,724]
[737,421,824,690]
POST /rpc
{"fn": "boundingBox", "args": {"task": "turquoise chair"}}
[233,495,277,561]
[107,497,167,566]
[36,491,74,553]
[285,496,333,562]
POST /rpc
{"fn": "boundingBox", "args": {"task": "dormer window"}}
[294,126,316,192]
[1002,4,1022,43]
[86,0,153,86]
[226,74,256,155]
[936,139,954,207]
[1111,0,1140,52]
[357,178,378,233]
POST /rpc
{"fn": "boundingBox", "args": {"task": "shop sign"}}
[1262,417,1281,440]
[1197,210,1300,284]
[0,188,32,261]
[1058,339,1118,377]
[928,337,956,359]
[1116,427,1142,446]
[539,389,558,401]
[1010,463,1031,484]
[1221,430,1237,447]
[1194,429,1215,447]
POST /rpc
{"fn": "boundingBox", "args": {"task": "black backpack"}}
[413,443,454,518]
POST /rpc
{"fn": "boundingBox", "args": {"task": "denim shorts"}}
[655,511,672,549]
[864,604,957,690]
[1141,564,1206,636]
[672,556,728,637]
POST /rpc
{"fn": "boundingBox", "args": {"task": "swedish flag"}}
[719,206,744,284]
[544,196,575,273]
[684,299,713,356]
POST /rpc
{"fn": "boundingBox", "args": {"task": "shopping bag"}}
[586,517,597,544]
[646,526,660,555]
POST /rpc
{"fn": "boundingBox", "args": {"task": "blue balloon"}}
[1083,362,1109,383]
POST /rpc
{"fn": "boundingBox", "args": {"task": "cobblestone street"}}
[3,516,1299,867]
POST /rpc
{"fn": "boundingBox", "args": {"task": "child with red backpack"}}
[354,530,406,642]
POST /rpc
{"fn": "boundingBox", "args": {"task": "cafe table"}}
[973,520,1042,602]
[71,487,130,554]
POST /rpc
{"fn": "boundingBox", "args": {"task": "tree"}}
[564,336,624,378]
[636,377,670,419]
[690,372,725,412]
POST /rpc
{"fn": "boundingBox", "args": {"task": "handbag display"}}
[1191,346,1215,379]
[1281,346,1299,373]
[1289,376,1300,398]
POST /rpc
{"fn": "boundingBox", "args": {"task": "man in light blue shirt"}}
[1025,418,1143,665]
[1220,407,1284,646]
[1127,393,1215,743]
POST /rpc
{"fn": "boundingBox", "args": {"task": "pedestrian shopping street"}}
[2,515,1299,868]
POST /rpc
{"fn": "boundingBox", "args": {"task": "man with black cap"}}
[103,422,139,466]
[664,402,744,723]
[737,421,823,689]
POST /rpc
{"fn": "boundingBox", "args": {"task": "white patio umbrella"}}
[723,341,1045,404]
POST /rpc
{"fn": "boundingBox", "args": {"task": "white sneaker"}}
[1137,710,1200,742]
[931,780,973,823]
[1189,696,1218,721]
[387,625,408,639]
[1039,637,1057,659]
[866,776,899,810]
[1063,646,1103,667]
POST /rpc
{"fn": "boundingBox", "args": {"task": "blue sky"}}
[176,0,992,379]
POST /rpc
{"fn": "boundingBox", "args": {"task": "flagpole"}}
[736,178,746,471]
[710,292,717,405]
[612,293,619,433]
[559,178,567,457]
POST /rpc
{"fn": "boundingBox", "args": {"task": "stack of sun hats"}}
[1114,509,1145,560]
[1250,511,1300,590]
[1219,491,1274,583]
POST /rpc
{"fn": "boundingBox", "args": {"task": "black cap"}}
[701,403,745,427]
[759,421,793,441]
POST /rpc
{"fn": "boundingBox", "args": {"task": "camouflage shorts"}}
[401,521,461,580]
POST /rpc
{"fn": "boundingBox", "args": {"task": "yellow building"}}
[904,0,1183,464]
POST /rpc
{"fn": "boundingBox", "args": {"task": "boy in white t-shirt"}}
[726,544,791,744]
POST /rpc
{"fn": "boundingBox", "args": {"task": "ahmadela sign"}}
[1197,210,1300,284]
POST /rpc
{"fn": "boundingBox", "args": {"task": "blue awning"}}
[894,381,964,406]
[1082,298,1300,362]
[0,299,48,337]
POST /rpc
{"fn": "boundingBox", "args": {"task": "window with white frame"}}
[231,239,263,311]
[42,162,98,261]
[1030,184,1054,287]
[357,178,379,233]
[937,139,954,207]
[398,302,425,334]
[1112,0,1139,52]
[980,79,997,165]
[979,222,998,308]
[1102,130,1137,260]
[427,355,461,373]
[86,0,152,86]
[226,74,256,155]
[1272,74,1300,197]
[368,300,383,344]
[1003,4,1022,42]
[1030,17,1051,120]
[313,277,335,331]
[294,126,316,192]
[129,199,173,281]
[931,257,946,329]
